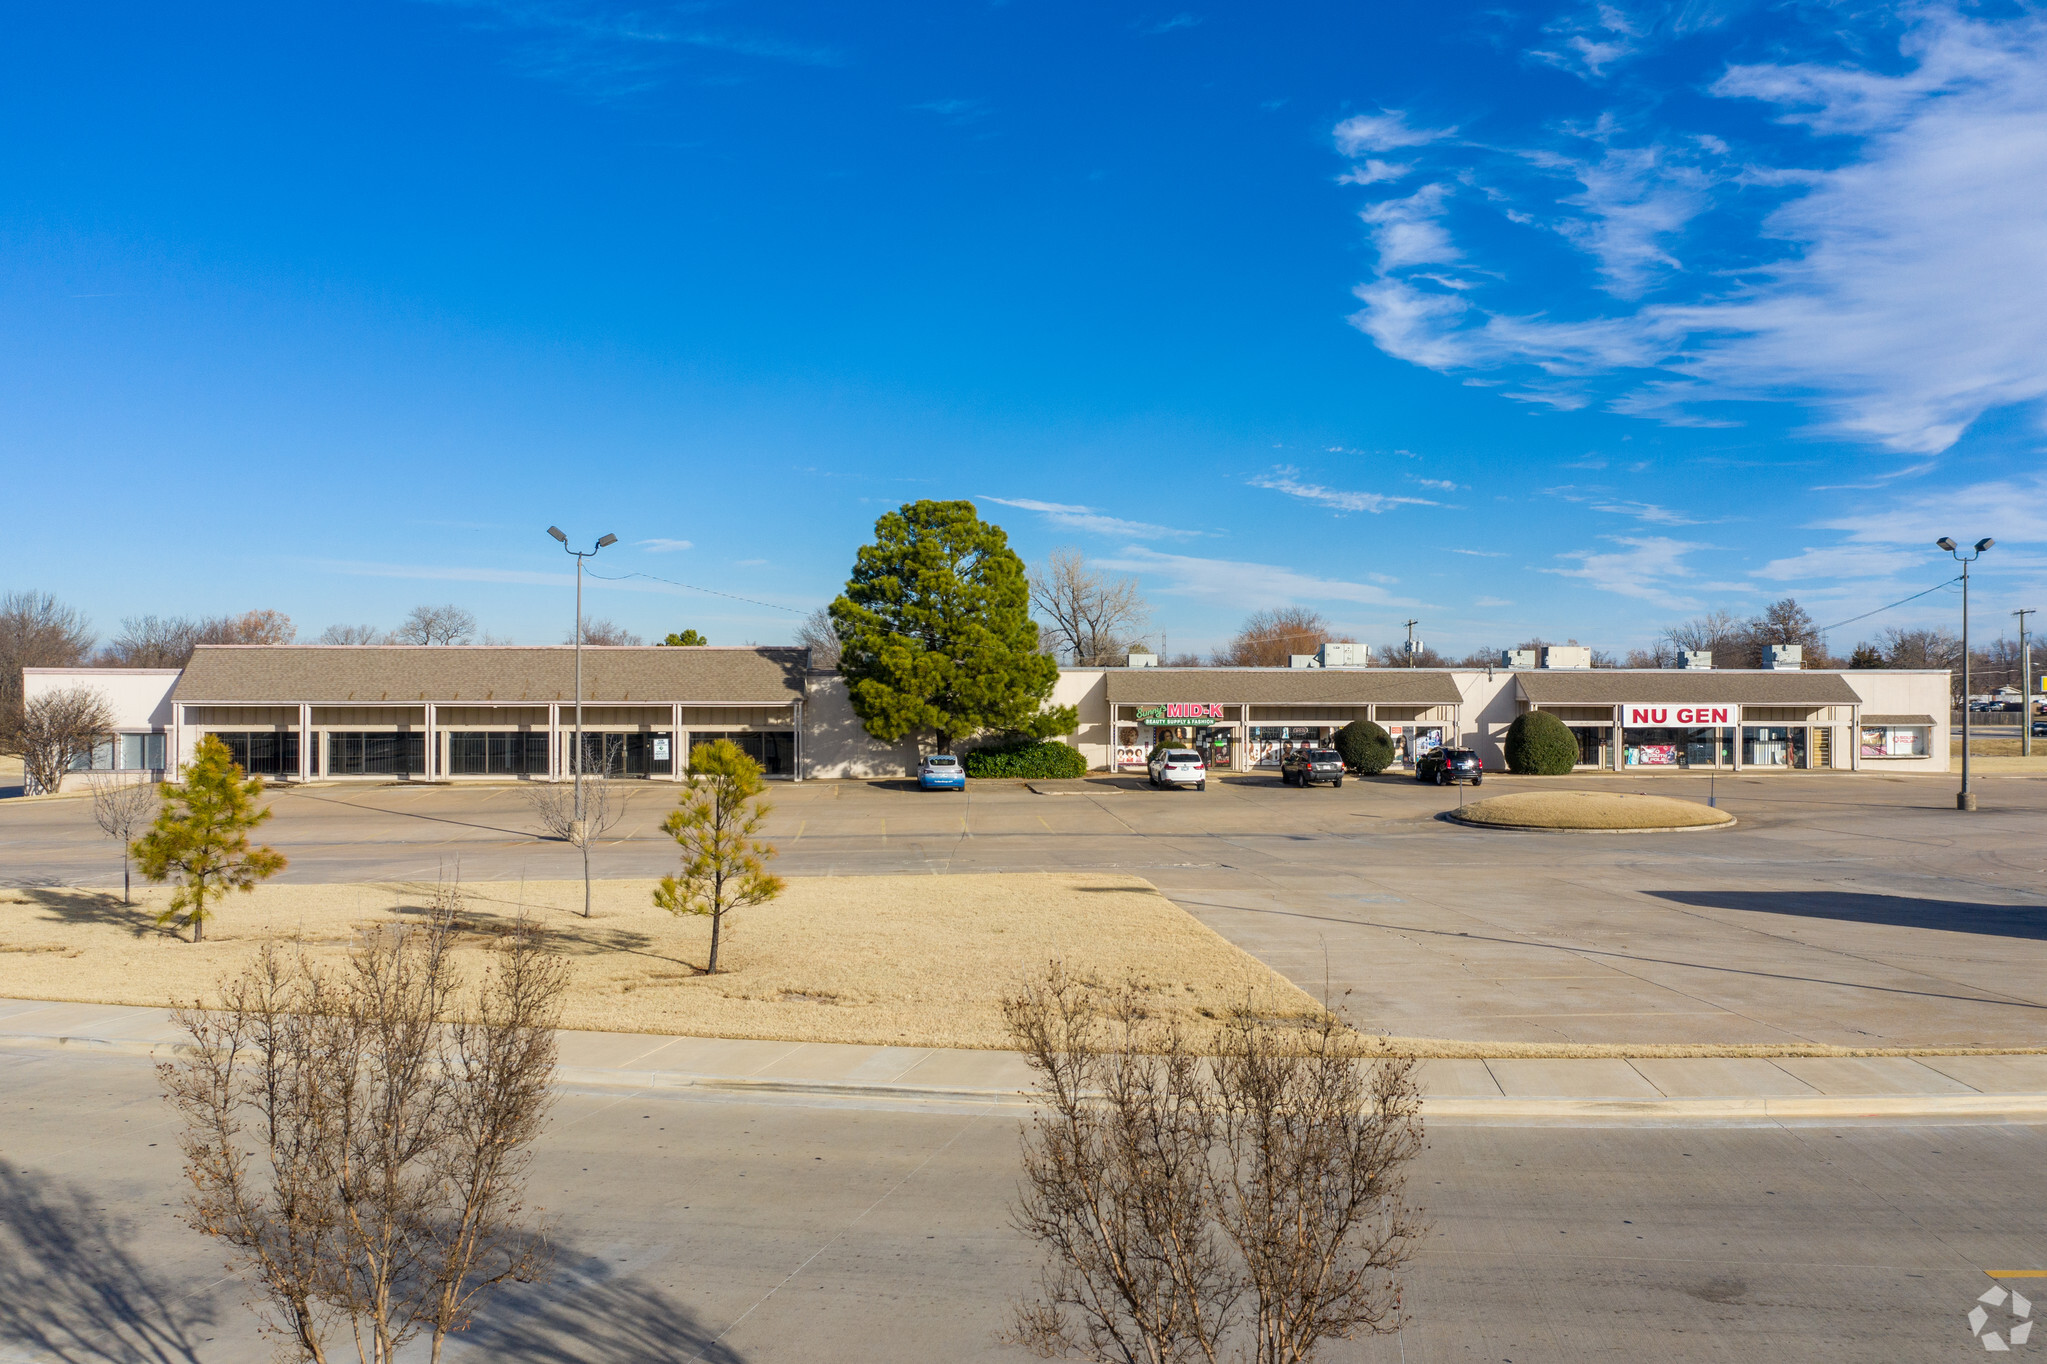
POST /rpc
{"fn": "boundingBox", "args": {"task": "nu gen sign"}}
[1622,704,1734,727]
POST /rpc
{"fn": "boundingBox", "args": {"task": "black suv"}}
[1280,748,1345,788]
[1414,748,1483,786]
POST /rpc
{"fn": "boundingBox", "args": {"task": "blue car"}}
[918,754,966,790]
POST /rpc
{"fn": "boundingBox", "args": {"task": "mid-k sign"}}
[1624,705,1734,727]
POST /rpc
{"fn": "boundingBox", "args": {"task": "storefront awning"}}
[1860,713,1937,726]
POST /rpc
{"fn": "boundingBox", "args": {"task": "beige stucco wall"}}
[800,673,923,779]
[1842,669,1950,771]
[1049,669,1111,769]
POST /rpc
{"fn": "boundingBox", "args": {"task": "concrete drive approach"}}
[5,1023,2045,1362]
[5,771,2044,1051]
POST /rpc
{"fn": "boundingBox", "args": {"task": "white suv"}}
[1147,748,1207,792]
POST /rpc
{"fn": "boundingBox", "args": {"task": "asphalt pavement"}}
[3,1041,2043,1362]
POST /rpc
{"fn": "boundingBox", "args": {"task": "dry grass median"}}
[0,873,1321,1051]
[1450,790,1734,831]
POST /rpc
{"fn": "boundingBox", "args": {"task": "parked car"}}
[918,754,966,791]
[2034,721,2047,738]
[1280,747,1345,788]
[1414,748,1484,786]
[1147,748,1207,791]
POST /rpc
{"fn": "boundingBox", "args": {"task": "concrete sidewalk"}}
[6,996,2046,1124]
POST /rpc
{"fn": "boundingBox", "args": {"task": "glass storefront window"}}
[328,732,424,776]
[1742,726,1805,768]
[1247,726,1327,767]
[1624,727,1732,767]
[208,731,300,776]
[1858,725,1929,758]
[1384,726,1444,766]
[448,732,550,775]
[1566,726,1607,767]
[685,731,789,776]
[67,740,116,772]
[119,733,166,770]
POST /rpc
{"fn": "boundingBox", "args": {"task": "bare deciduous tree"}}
[1214,609,1353,669]
[0,590,96,743]
[1031,550,1152,666]
[392,605,478,646]
[1005,965,1426,1364]
[567,618,642,646]
[525,746,625,918]
[1662,609,1747,669]
[160,887,564,1364]
[318,624,387,645]
[100,610,296,667]
[797,606,841,669]
[15,687,116,795]
[89,776,159,903]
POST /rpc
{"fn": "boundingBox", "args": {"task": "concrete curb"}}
[1442,811,1736,834]
[12,1031,2047,1124]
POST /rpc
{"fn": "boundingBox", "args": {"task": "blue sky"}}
[3,1,2043,657]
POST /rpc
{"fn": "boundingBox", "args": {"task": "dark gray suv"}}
[1280,748,1345,788]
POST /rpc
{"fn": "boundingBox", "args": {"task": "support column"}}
[1611,704,1623,771]
[422,703,435,781]
[549,704,561,780]
[671,702,683,780]
[299,703,312,783]
[1731,707,1743,772]
[791,700,803,782]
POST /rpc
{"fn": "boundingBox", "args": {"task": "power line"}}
[584,569,809,616]
[1816,577,1961,636]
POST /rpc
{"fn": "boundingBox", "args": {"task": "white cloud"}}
[639,538,693,553]
[1539,534,1711,608]
[1336,9,2047,456]
[1474,595,1514,607]
[1588,499,1703,526]
[978,496,1197,540]
[1414,477,1465,491]
[1099,547,1412,607]
[1248,467,1438,514]
[1332,109,1453,155]
[1448,548,1507,557]
[1359,183,1460,269]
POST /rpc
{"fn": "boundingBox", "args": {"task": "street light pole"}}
[548,526,617,916]
[1938,536,1994,811]
[2018,607,2036,759]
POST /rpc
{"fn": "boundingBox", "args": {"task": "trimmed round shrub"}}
[1503,711,1579,775]
[1333,719,1396,775]
[962,740,1088,779]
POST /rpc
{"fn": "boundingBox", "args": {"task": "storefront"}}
[1102,670,1462,774]
[1515,675,1869,772]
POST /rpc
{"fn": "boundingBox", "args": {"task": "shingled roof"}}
[172,646,808,704]
[1514,670,1861,705]
[1103,668,1462,705]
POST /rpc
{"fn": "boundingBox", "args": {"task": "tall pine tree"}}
[830,500,1073,753]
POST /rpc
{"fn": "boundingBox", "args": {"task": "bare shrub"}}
[16,686,115,795]
[1005,965,1426,1364]
[89,776,159,903]
[159,895,566,1363]
[524,746,625,919]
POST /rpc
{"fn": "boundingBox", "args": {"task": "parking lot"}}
[5,769,2044,1050]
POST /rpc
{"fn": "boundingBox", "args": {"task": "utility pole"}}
[1403,618,1420,668]
[2019,607,2036,759]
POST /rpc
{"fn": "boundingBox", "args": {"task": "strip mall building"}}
[24,642,1949,790]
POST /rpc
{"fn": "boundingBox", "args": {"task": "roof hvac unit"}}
[1678,650,1714,669]
[1762,644,1803,670]
[1501,649,1537,669]
[1318,641,1371,668]
[1289,654,1321,669]
[1126,649,1158,668]
[1540,646,1592,670]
